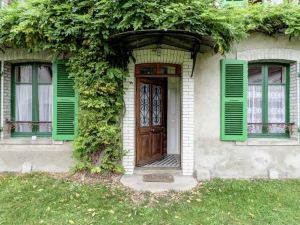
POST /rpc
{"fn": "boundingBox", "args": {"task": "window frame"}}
[135,63,181,77]
[11,62,52,137]
[248,63,290,138]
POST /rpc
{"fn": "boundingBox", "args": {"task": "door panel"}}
[152,131,163,157]
[136,133,151,165]
[136,78,166,166]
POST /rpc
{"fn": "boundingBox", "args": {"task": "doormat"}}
[143,174,174,183]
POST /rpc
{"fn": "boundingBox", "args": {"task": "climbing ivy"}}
[0,0,300,173]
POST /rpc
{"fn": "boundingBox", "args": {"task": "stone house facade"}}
[1,0,300,179]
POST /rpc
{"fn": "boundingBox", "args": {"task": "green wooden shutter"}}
[53,60,78,141]
[221,59,248,141]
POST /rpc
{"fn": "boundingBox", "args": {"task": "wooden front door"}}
[136,78,167,166]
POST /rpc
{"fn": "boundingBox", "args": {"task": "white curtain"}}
[38,66,52,132]
[15,66,32,132]
[268,85,285,133]
[272,0,284,4]
[248,85,262,133]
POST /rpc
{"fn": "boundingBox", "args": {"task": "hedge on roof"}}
[0,0,299,173]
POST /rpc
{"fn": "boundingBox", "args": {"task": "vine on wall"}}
[0,0,300,173]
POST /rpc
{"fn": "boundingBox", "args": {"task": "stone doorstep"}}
[120,174,197,193]
[134,168,182,176]
[143,173,174,183]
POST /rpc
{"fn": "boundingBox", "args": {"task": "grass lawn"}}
[0,174,299,225]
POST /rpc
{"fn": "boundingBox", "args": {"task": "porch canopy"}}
[108,29,216,76]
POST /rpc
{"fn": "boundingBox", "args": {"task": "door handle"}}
[150,128,155,132]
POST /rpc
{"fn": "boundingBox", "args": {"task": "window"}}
[12,63,53,137]
[135,64,181,77]
[248,64,289,137]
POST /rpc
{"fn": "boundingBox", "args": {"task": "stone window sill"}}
[236,138,299,146]
[0,138,64,145]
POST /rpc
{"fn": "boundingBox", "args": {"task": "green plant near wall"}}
[0,0,300,173]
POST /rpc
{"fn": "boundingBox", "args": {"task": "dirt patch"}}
[0,172,21,177]
[49,172,203,205]
[47,172,184,204]
[46,172,182,204]
[0,172,202,205]
[49,172,122,185]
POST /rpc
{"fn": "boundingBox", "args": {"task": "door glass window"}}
[38,65,53,132]
[248,66,263,133]
[140,83,150,127]
[159,66,176,75]
[136,64,180,76]
[140,66,156,75]
[268,66,286,133]
[152,85,162,126]
[15,65,33,132]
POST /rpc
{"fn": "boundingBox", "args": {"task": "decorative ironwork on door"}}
[140,83,150,127]
[152,85,162,126]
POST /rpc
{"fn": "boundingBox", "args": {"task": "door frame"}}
[122,48,195,175]
[135,63,181,167]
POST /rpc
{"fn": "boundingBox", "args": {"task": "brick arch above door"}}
[133,48,187,65]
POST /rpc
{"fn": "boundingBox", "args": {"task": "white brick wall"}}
[122,48,194,175]
[2,62,11,139]
[122,63,135,175]
[290,63,297,138]
[181,53,194,175]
